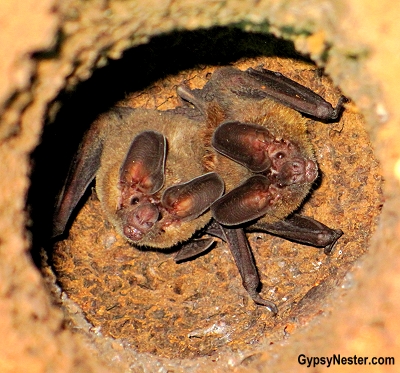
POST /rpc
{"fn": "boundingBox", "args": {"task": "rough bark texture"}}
[0,1,399,373]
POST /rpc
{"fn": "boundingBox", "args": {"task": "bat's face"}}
[53,66,344,312]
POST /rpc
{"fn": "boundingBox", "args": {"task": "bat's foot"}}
[249,291,278,315]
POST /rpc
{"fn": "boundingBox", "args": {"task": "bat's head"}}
[210,121,318,226]
[114,130,224,247]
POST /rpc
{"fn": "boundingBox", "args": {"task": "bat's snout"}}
[275,158,318,186]
[122,202,159,241]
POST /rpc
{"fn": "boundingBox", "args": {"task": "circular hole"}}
[30,28,382,363]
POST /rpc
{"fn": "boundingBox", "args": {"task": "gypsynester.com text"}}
[298,354,395,368]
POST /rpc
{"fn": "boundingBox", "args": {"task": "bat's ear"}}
[52,120,104,238]
[211,175,281,226]
[162,172,224,222]
[120,131,166,195]
[212,121,273,172]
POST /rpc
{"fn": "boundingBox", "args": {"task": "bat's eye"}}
[276,152,286,159]
[131,197,139,205]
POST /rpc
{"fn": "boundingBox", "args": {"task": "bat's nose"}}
[122,202,159,241]
[275,158,318,186]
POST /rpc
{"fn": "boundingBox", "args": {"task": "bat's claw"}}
[249,291,278,315]
[329,96,348,121]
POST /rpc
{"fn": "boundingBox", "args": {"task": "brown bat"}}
[52,107,224,248]
[53,66,344,314]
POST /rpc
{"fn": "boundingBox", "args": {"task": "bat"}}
[176,66,344,312]
[53,66,344,314]
[52,107,224,248]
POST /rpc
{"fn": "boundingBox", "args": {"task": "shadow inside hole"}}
[28,26,305,257]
